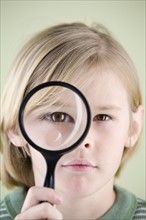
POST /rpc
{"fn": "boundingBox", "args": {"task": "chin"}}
[56,175,98,199]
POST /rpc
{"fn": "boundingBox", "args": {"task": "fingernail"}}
[56,195,63,204]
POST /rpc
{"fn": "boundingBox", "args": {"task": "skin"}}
[12,70,143,220]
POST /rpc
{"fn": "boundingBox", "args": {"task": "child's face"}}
[28,70,132,198]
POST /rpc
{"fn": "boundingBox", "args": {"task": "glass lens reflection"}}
[23,86,87,150]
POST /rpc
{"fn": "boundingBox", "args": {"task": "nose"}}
[84,143,90,148]
[79,125,96,149]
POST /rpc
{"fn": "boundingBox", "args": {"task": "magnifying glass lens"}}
[22,85,88,151]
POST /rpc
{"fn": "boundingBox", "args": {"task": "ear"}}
[7,128,26,147]
[125,105,145,148]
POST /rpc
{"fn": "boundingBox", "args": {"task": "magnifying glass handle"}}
[42,155,61,189]
[43,171,55,189]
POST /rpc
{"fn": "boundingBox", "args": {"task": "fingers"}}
[15,202,63,220]
[15,186,63,220]
[22,186,63,212]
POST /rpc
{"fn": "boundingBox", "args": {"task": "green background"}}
[0,0,145,199]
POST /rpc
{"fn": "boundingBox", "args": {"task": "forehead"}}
[25,67,129,113]
[80,69,129,109]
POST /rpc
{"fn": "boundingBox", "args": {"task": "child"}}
[0,22,145,220]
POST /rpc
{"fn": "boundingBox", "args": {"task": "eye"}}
[93,114,112,121]
[44,112,74,123]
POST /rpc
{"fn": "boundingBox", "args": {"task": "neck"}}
[57,179,116,220]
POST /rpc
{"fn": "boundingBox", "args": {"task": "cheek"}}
[29,147,47,186]
[96,124,129,170]
[98,118,130,146]
[98,130,127,161]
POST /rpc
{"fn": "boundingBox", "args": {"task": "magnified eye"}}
[94,114,111,121]
[45,112,74,123]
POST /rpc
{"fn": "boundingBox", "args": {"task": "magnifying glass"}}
[18,81,91,189]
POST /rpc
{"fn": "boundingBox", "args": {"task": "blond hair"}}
[0,22,142,189]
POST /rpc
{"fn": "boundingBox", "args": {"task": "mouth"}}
[61,159,97,172]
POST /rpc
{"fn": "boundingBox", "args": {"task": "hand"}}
[15,186,63,220]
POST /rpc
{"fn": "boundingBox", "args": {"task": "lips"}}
[62,159,97,172]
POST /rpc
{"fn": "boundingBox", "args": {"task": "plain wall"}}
[0,0,145,199]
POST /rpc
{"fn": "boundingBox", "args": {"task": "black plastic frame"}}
[18,81,91,188]
[19,81,91,157]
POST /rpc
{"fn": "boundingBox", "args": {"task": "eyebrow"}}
[95,105,122,111]
[30,101,76,113]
